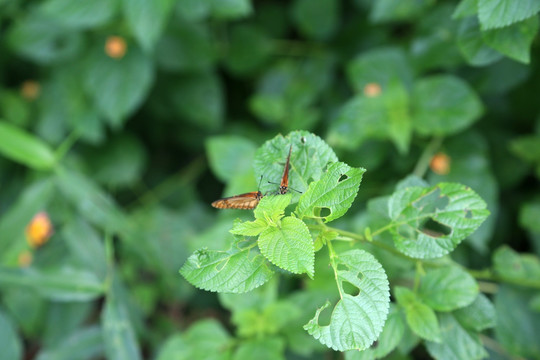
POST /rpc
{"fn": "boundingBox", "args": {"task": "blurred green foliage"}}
[1,0,540,359]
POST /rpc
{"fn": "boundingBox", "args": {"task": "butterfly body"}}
[279,145,292,194]
[211,191,263,210]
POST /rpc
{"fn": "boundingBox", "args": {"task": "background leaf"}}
[418,266,478,311]
[478,0,540,29]
[388,183,490,258]
[0,122,56,170]
[395,286,441,343]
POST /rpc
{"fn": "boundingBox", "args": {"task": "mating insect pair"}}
[212,145,294,210]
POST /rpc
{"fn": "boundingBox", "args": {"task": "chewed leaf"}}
[254,131,337,202]
[296,162,365,223]
[304,250,390,351]
[258,216,314,277]
[388,183,489,258]
[180,243,274,293]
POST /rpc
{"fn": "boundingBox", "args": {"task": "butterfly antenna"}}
[257,174,264,190]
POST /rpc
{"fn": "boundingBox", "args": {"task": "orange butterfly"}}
[279,145,292,194]
[211,191,263,210]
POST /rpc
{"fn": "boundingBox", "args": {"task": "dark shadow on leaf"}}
[338,174,348,182]
[464,209,473,219]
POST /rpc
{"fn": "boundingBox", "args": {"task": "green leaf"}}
[452,0,478,19]
[102,278,141,360]
[206,135,257,182]
[157,319,231,360]
[347,47,413,92]
[224,24,273,75]
[0,179,54,256]
[37,326,103,360]
[170,72,223,130]
[457,17,503,66]
[156,20,215,72]
[370,0,433,23]
[520,200,540,233]
[412,75,484,136]
[254,195,292,223]
[478,0,540,30]
[425,313,487,360]
[122,0,173,51]
[493,246,540,287]
[180,242,274,293]
[388,183,490,258]
[0,309,22,360]
[395,286,441,343]
[230,218,268,237]
[258,216,314,277]
[296,162,365,223]
[233,337,285,360]
[55,169,131,237]
[328,82,412,152]
[454,293,496,332]
[175,0,211,21]
[7,12,83,64]
[482,16,539,63]
[254,131,338,198]
[510,134,540,163]
[83,43,153,127]
[418,266,478,311]
[495,285,540,359]
[0,122,56,170]
[0,266,104,301]
[0,90,30,127]
[291,0,339,40]
[62,219,107,280]
[210,0,252,19]
[304,250,390,351]
[42,302,94,348]
[86,135,147,188]
[38,0,117,29]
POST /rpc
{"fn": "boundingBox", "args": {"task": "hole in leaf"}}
[337,264,348,272]
[301,136,307,144]
[420,218,452,237]
[338,174,348,182]
[464,209,472,219]
[342,281,360,297]
[317,305,332,326]
[314,207,331,218]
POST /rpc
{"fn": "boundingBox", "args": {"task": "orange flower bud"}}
[25,212,53,247]
[363,83,382,97]
[18,251,33,267]
[21,80,40,100]
[105,36,127,59]
[430,152,451,175]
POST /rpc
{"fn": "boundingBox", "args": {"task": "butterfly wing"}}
[211,191,263,210]
[279,145,292,194]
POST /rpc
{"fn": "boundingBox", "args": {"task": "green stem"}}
[412,136,443,178]
[104,231,114,293]
[326,239,343,299]
[54,128,81,162]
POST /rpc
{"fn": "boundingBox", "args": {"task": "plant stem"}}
[55,128,81,162]
[326,239,344,299]
[412,136,443,178]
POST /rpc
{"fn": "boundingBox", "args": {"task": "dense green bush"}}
[1,0,540,359]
